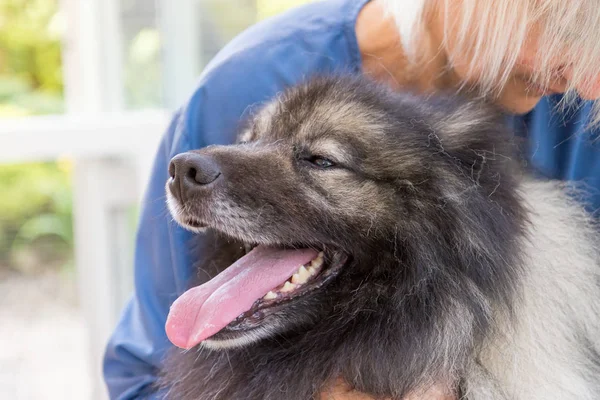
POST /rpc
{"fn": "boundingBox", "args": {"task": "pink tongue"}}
[166,245,318,349]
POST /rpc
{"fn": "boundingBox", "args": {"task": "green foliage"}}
[0,0,64,116]
[0,162,71,225]
[124,28,163,108]
[0,0,63,92]
[0,0,69,273]
[0,162,72,272]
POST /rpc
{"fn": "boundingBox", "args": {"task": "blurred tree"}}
[0,0,68,273]
[124,28,163,108]
[0,0,64,115]
[0,161,72,273]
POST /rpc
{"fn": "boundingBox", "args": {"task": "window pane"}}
[120,0,315,110]
[121,0,163,109]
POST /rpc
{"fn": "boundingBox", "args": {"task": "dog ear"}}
[411,96,524,192]
[430,98,519,165]
[236,96,283,144]
[431,98,507,144]
[394,91,511,156]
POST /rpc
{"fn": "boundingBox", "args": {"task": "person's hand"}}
[319,378,456,400]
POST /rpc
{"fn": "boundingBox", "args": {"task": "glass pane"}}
[198,0,258,69]
[121,0,164,109]
[120,0,316,110]
[198,0,316,70]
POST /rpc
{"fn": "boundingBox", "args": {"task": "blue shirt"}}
[102,0,600,398]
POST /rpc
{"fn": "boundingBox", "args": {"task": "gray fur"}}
[160,75,600,399]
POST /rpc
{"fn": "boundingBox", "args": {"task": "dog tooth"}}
[280,281,296,293]
[291,273,301,284]
[298,266,310,281]
[291,266,311,285]
[263,291,277,300]
[310,252,324,268]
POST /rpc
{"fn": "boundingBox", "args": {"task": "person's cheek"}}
[576,78,600,100]
[563,69,600,100]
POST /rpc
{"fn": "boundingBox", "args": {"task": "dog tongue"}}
[166,245,318,349]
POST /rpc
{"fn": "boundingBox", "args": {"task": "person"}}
[102,0,600,399]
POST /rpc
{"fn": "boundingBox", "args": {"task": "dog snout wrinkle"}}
[169,152,221,201]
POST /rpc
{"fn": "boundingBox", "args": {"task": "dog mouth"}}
[165,240,349,350]
[223,247,348,331]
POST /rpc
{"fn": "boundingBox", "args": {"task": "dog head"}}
[165,76,526,352]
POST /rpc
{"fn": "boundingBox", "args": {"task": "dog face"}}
[169,111,403,248]
[165,76,526,351]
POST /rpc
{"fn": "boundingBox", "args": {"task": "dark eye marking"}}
[294,146,339,170]
[303,156,336,169]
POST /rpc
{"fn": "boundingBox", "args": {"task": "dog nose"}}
[169,152,221,200]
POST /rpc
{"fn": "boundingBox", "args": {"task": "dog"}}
[158,75,600,399]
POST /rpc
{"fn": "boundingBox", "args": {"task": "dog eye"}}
[306,156,335,169]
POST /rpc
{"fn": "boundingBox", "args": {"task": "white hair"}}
[382,0,600,125]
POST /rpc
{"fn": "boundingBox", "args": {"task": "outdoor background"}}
[0,1,313,399]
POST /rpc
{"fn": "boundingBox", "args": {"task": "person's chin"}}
[497,92,543,115]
